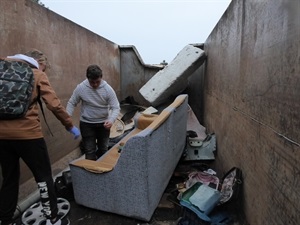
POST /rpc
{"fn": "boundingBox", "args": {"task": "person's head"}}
[86,64,102,89]
[24,49,50,72]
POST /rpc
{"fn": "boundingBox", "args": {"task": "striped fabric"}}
[67,79,120,123]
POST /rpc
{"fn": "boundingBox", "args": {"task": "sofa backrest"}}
[69,94,189,221]
[70,94,188,173]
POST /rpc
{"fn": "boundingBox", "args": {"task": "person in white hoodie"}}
[67,64,120,160]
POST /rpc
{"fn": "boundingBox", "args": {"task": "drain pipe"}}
[13,169,69,220]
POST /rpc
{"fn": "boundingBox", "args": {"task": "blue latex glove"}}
[69,126,80,139]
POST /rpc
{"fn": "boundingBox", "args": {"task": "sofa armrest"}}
[70,128,141,173]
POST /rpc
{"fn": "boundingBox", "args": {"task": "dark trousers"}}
[0,139,58,225]
[80,121,110,160]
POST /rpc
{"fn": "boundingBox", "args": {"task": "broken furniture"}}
[139,44,206,107]
[184,133,217,161]
[69,94,189,221]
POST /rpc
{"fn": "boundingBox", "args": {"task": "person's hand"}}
[68,126,80,139]
[104,121,112,129]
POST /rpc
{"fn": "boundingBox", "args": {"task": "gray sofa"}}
[69,94,188,221]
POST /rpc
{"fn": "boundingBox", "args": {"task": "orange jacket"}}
[0,59,73,140]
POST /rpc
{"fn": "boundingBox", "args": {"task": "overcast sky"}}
[44,0,231,64]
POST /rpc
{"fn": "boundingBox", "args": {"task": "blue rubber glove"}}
[69,126,80,139]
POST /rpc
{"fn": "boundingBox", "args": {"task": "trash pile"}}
[164,159,243,225]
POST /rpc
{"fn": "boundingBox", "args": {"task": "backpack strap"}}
[37,87,54,136]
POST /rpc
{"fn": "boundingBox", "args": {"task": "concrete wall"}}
[202,1,300,224]
[119,45,163,105]
[0,0,161,200]
[185,44,205,124]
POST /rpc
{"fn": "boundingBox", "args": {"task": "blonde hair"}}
[24,49,51,70]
